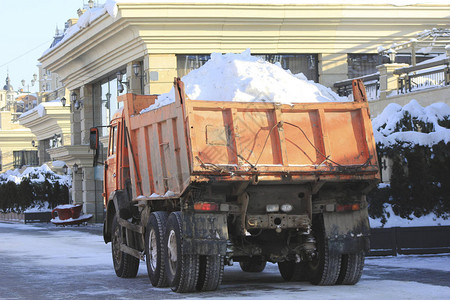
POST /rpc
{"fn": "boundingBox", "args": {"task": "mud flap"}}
[182,212,228,256]
[322,210,370,255]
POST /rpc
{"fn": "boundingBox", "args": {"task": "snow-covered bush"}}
[368,100,450,223]
[0,164,71,213]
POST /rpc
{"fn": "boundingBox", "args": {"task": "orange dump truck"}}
[91,79,379,292]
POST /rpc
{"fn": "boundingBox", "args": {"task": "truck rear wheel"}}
[145,211,169,287]
[239,257,267,273]
[308,216,341,285]
[111,215,139,278]
[196,255,224,291]
[336,251,365,285]
[278,261,308,281]
[164,211,199,293]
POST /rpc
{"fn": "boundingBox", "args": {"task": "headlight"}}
[266,204,279,212]
[280,203,293,212]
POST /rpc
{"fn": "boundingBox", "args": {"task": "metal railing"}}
[394,58,450,94]
[334,73,380,101]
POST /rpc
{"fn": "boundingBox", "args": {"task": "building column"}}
[144,54,178,95]
[80,85,94,145]
[127,62,143,94]
[82,166,104,222]
[72,170,83,205]
[318,53,348,88]
[376,63,409,100]
[71,90,81,145]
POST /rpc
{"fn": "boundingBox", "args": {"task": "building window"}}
[177,55,210,78]
[93,75,123,137]
[393,53,441,65]
[255,54,319,82]
[13,150,39,169]
[347,54,382,78]
[176,54,319,82]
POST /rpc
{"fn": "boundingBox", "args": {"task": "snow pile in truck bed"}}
[141,50,348,113]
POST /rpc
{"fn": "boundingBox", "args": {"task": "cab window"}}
[109,125,117,155]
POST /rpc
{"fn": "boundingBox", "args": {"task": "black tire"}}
[196,255,224,291]
[145,211,169,287]
[336,251,365,285]
[111,215,139,278]
[308,216,341,285]
[164,212,199,293]
[278,261,309,281]
[239,257,267,273]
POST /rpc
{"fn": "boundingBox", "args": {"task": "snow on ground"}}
[369,204,450,228]
[141,50,347,112]
[1,221,449,299]
[0,222,108,267]
[366,254,450,272]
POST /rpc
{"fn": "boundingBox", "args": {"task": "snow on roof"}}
[113,0,450,4]
[141,50,348,113]
[43,0,448,56]
[42,0,118,56]
[18,99,65,119]
[373,100,450,147]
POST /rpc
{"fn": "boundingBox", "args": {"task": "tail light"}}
[336,203,360,212]
[194,202,219,212]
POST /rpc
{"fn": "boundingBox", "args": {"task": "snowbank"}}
[141,50,347,113]
[0,164,71,186]
[369,204,450,228]
[372,100,450,147]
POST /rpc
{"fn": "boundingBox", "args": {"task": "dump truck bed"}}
[120,79,379,200]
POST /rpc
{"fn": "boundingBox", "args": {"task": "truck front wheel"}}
[111,215,139,278]
[145,211,169,287]
[164,211,199,293]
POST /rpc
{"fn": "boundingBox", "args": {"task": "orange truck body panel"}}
[118,79,379,201]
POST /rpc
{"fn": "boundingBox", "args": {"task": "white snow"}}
[112,0,450,5]
[54,204,81,209]
[141,50,348,113]
[51,214,93,224]
[23,202,52,213]
[369,204,450,228]
[0,163,72,186]
[366,254,450,272]
[42,0,118,55]
[372,100,450,147]
[0,221,449,299]
[18,99,65,119]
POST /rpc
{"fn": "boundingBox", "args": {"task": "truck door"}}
[104,124,118,200]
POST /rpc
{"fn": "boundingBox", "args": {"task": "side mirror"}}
[90,127,99,150]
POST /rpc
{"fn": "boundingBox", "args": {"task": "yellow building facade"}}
[39,1,450,220]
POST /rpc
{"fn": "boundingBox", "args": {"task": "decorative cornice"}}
[18,106,71,140]
[39,3,450,90]
[47,145,94,167]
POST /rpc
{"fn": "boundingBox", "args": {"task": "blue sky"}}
[0,0,89,93]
